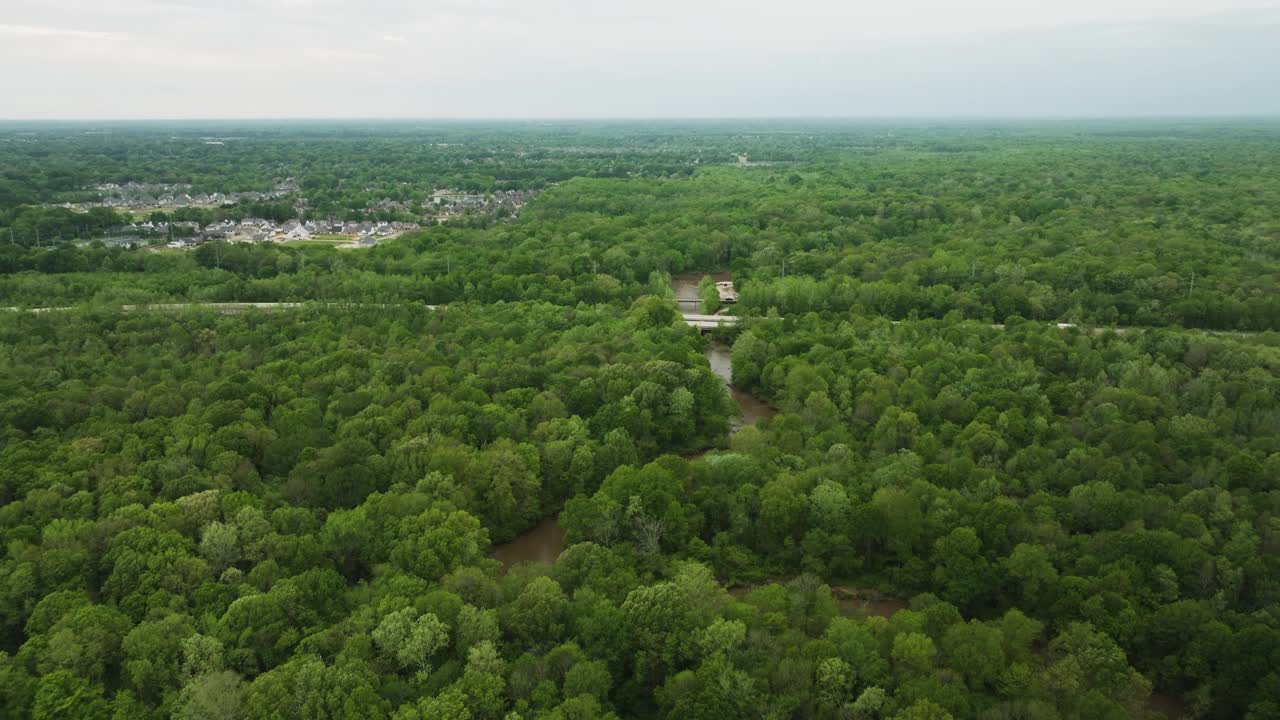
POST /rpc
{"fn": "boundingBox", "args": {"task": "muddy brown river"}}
[490,515,566,568]
[671,270,732,313]
[490,325,774,568]
[705,342,777,429]
[487,299,1185,716]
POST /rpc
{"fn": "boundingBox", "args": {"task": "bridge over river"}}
[681,312,739,329]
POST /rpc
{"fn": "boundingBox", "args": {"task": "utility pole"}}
[1187,270,1196,297]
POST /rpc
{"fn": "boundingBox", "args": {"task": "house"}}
[286,226,312,241]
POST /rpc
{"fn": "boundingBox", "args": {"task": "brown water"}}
[832,586,909,618]
[705,342,777,429]
[1146,692,1185,720]
[490,516,566,568]
[672,271,732,313]
[729,581,908,619]
[489,330,775,568]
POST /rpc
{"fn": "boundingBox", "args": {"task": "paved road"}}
[3,302,1264,338]
[2,302,736,329]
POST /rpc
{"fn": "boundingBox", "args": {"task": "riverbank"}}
[488,332,774,569]
[705,341,776,430]
[490,515,565,569]
[671,270,732,314]
[729,580,909,619]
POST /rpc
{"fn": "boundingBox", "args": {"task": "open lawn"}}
[281,234,353,246]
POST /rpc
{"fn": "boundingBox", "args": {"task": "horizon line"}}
[3,114,1280,124]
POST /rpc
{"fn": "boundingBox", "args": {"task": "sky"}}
[2,0,1279,119]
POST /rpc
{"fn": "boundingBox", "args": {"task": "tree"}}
[563,660,612,703]
[661,654,758,720]
[892,700,953,720]
[390,504,489,581]
[872,487,923,562]
[393,687,471,720]
[699,276,721,315]
[42,605,132,683]
[627,495,666,556]
[823,618,887,687]
[180,634,225,679]
[815,657,854,714]
[1003,543,1058,610]
[628,296,678,328]
[892,633,936,679]
[0,652,35,720]
[241,655,387,720]
[931,527,993,610]
[699,619,746,660]
[373,608,417,669]
[851,687,886,720]
[502,577,568,650]
[31,671,109,720]
[940,620,1004,689]
[460,642,507,720]
[122,613,194,702]
[1043,623,1151,717]
[453,605,500,657]
[399,613,450,678]
[173,671,243,720]
[622,582,697,674]
[198,522,240,572]
[997,609,1042,665]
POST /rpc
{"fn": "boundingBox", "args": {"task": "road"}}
[2,302,1265,339]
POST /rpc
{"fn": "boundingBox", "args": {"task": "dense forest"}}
[0,121,1277,719]
[4,123,1278,330]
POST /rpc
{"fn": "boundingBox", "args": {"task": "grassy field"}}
[281,234,352,246]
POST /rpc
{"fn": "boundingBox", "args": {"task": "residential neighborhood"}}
[52,183,542,251]
[157,218,421,249]
[425,188,539,222]
[61,180,298,213]
[80,218,422,251]
[54,182,539,223]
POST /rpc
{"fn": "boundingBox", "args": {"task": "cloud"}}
[0,23,120,40]
[0,3,1278,118]
[302,48,382,64]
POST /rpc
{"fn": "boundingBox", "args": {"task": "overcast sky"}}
[2,0,1279,119]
